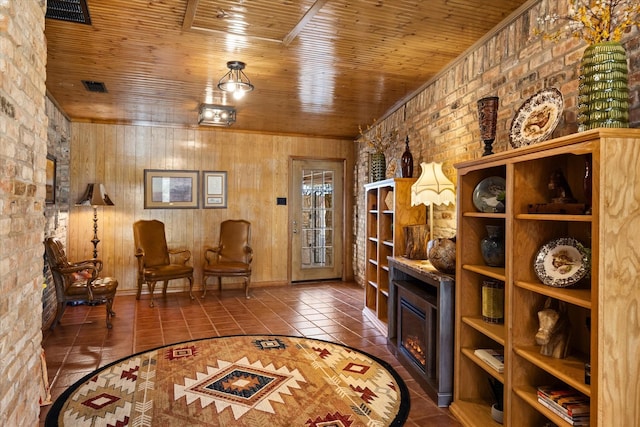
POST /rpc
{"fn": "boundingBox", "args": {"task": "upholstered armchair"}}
[133,219,194,307]
[44,237,118,329]
[203,219,253,298]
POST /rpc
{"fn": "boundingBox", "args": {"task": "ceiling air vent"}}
[82,80,107,93]
[46,0,92,25]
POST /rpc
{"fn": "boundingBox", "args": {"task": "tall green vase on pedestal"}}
[370,152,386,182]
[577,41,629,132]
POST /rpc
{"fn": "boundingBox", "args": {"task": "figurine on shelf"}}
[548,169,577,203]
[536,298,571,359]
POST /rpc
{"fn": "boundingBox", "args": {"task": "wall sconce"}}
[198,104,236,127]
[76,183,114,258]
[217,61,255,100]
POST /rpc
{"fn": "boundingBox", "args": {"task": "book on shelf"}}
[537,385,590,425]
[537,397,590,426]
[473,348,504,373]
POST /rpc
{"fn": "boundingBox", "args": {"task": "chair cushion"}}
[204,262,251,274]
[65,277,118,297]
[143,264,193,281]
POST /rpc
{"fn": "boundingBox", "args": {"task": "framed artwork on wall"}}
[143,169,199,209]
[46,155,56,204]
[202,171,227,208]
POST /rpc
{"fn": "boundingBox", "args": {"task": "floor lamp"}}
[410,162,456,240]
[76,183,114,259]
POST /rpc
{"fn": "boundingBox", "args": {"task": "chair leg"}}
[187,276,194,300]
[148,281,157,307]
[50,301,66,330]
[162,280,169,295]
[202,275,208,298]
[105,297,115,329]
[218,277,222,292]
[245,276,251,299]
[136,277,143,300]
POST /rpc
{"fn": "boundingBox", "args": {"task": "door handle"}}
[292,220,298,234]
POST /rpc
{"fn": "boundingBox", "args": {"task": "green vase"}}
[370,152,386,182]
[577,41,629,132]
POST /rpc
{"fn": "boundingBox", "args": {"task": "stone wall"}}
[0,1,49,425]
[42,97,71,329]
[354,0,640,285]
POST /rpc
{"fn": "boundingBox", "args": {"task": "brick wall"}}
[354,0,640,285]
[42,97,71,329]
[0,1,48,425]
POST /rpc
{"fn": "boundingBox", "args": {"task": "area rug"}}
[46,335,409,426]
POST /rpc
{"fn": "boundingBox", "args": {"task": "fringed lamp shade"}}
[411,162,456,240]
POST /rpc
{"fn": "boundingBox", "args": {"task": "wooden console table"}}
[388,256,455,407]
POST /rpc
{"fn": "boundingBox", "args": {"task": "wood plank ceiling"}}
[45,0,530,139]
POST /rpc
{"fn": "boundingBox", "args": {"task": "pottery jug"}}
[480,225,505,267]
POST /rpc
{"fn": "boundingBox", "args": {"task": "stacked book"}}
[537,385,590,426]
[473,348,504,373]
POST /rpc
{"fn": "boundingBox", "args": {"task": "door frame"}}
[287,156,348,284]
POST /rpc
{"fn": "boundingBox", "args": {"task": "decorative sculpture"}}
[548,169,577,203]
[536,298,571,359]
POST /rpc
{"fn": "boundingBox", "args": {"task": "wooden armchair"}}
[133,219,194,307]
[44,237,118,329]
[203,219,253,298]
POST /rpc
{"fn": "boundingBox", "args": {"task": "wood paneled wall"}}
[67,123,355,295]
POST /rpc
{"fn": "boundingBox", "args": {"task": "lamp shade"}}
[76,183,114,207]
[411,162,456,207]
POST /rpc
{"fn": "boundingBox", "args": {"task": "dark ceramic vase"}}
[401,136,413,178]
[480,225,505,267]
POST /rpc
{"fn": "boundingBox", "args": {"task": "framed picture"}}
[45,155,56,204]
[143,169,199,209]
[202,171,227,208]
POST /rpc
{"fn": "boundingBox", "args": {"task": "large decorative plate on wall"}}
[534,237,590,287]
[509,88,563,148]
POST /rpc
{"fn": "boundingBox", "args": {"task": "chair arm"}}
[57,262,99,277]
[71,258,103,272]
[169,247,191,264]
[204,246,222,264]
[244,246,254,263]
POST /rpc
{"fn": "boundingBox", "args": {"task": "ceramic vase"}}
[477,96,499,156]
[370,152,386,182]
[577,41,629,132]
[480,225,505,267]
[401,136,413,178]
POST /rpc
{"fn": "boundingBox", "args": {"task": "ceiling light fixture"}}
[217,61,254,100]
[198,104,236,127]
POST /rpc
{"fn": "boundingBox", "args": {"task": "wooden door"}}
[290,159,344,282]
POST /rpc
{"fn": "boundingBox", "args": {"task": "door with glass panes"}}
[290,159,344,282]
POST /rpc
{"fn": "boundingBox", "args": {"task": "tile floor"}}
[40,281,461,426]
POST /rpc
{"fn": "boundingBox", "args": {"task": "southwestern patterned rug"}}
[46,335,409,426]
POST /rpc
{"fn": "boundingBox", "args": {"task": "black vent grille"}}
[82,81,107,93]
[46,0,91,25]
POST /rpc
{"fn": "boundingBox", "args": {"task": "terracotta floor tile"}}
[40,282,461,426]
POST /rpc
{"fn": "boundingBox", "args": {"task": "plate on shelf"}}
[472,176,506,213]
[534,237,590,287]
[509,88,563,148]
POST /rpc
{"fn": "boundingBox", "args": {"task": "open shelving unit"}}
[450,129,640,427]
[363,177,425,334]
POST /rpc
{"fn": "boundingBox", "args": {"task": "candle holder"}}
[478,96,499,156]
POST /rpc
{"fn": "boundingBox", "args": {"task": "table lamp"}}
[410,162,456,241]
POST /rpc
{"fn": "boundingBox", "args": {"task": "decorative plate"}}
[534,237,590,287]
[509,88,563,148]
[472,176,506,213]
